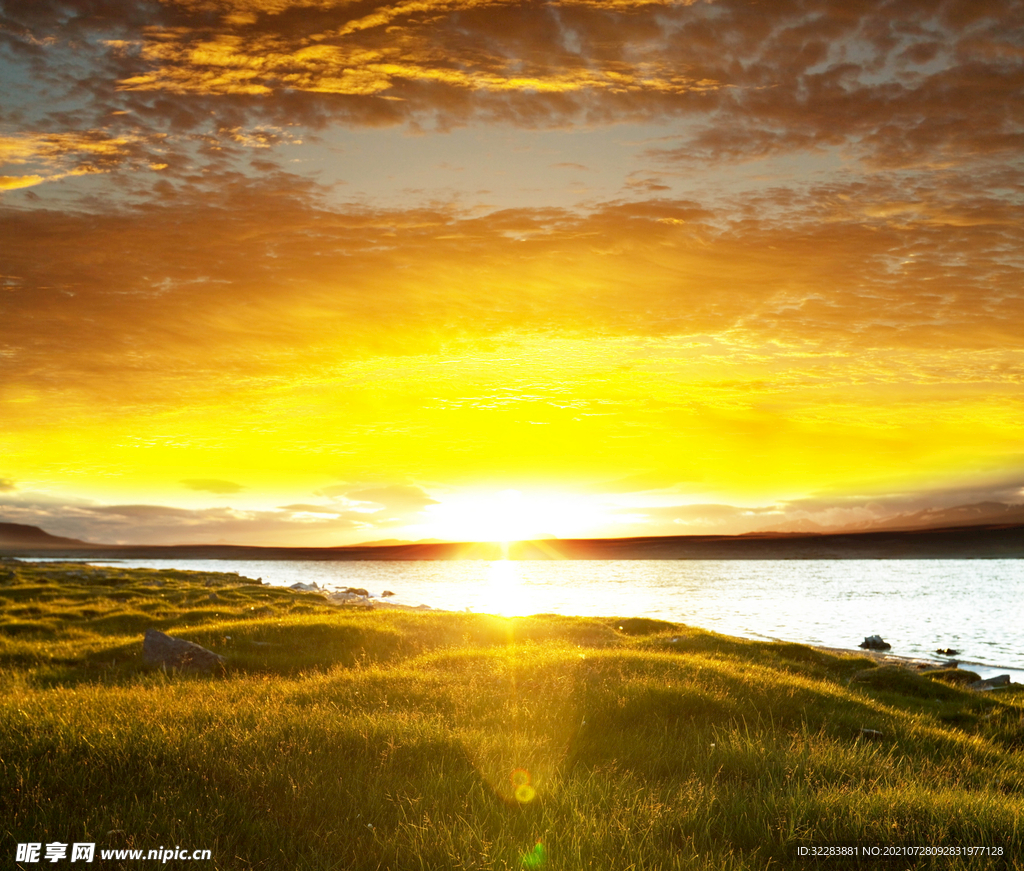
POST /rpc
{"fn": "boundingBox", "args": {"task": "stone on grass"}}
[143,628,225,673]
[289,582,321,592]
[969,674,1011,691]
[326,590,372,607]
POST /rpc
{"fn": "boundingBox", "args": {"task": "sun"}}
[418,488,604,543]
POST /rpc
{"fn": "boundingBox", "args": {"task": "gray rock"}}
[327,590,372,607]
[859,635,892,651]
[289,582,321,592]
[968,674,1011,691]
[143,629,225,673]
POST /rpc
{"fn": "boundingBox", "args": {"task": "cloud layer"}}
[1,0,1022,544]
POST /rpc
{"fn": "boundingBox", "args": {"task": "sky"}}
[1,0,1023,546]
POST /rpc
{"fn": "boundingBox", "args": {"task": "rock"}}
[342,586,370,597]
[859,635,891,651]
[935,648,960,656]
[289,582,321,592]
[859,728,883,740]
[207,592,220,602]
[968,674,1011,691]
[327,590,373,607]
[143,629,225,673]
[381,590,395,597]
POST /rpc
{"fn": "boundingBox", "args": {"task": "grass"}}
[1,558,1022,869]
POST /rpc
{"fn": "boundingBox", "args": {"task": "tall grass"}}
[1,560,1022,869]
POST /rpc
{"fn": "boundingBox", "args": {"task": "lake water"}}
[71,557,1024,677]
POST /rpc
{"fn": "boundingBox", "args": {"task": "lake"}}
[71,556,1024,677]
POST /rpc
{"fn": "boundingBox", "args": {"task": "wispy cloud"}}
[181,478,247,494]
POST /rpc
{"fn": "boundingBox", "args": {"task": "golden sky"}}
[1,0,1022,545]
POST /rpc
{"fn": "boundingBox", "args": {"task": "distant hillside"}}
[352,538,450,547]
[0,522,97,549]
[864,501,1024,532]
[755,501,1024,535]
[1,520,1022,560]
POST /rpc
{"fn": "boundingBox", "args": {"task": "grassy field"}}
[1,559,1022,869]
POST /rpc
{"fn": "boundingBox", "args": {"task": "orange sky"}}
[1,0,1022,545]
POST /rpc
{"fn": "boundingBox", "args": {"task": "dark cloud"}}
[1,171,1021,417]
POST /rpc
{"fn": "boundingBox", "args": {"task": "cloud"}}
[277,503,349,514]
[0,483,449,546]
[3,0,1019,164]
[0,478,16,492]
[3,0,728,135]
[346,484,440,510]
[0,494,367,546]
[1,176,1020,419]
[1,0,1021,521]
[181,478,246,493]
[0,131,160,190]
[0,175,47,191]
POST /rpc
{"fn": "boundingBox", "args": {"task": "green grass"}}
[1,559,1022,869]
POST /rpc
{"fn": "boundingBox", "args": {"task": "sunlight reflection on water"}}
[81,557,1024,672]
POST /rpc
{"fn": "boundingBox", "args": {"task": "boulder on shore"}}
[289,582,321,592]
[143,629,225,673]
[969,674,1011,691]
[326,590,372,607]
[859,635,892,651]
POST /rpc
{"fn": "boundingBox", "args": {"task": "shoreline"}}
[324,586,1024,685]
[12,556,1022,684]
[811,644,1024,684]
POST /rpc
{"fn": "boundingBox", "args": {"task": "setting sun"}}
[416,489,607,545]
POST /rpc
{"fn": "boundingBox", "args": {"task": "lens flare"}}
[521,842,547,868]
[510,768,536,803]
[514,783,537,803]
[510,768,531,788]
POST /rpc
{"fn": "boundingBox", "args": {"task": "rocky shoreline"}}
[292,580,1020,688]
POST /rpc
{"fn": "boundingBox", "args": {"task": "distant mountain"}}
[347,537,450,547]
[862,501,1024,532]
[0,522,97,548]
[750,518,828,535]
[2,516,1022,561]
[755,501,1024,536]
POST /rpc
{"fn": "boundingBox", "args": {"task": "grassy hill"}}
[1,559,1021,869]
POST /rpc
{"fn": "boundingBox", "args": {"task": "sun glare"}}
[484,559,528,616]
[419,488,604,543]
